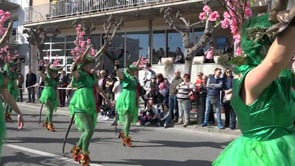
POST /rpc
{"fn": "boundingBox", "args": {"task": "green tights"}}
[123,114,132,137]
[45,101,54,123]
[76,113,95,153]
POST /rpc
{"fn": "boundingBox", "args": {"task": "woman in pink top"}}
[204,42,215,63]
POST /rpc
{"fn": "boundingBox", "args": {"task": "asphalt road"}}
[1,102,238,166]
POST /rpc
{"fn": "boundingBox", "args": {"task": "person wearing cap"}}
[69,53,109,166]
[3,62,18,122]
[0,64,24,158]
[39,64,60,132]
[115,62,140,147]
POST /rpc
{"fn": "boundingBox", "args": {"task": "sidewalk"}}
[17,100,241,137]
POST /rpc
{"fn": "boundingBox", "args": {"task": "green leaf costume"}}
[0,72,5,158]
[69,70,97,131]
[39,76,58,111]
[213,14,295,165]
[115,71,139,124]
[3,63,18,115]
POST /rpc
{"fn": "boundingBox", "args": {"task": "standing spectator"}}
[176,73,196,127]
[17,71,24,102]
[194,72,204,124]
[174,47,184,64]
[204,42,216,63]
[168,70,183,123]
[222,68,236,129]
[59,70,68,107]
[111,76,122,126]
[26,69,37,103]
[157,73,169,106]
[153,48,165,64]
[143,63,156,91]
[104,72,117,101]
[202,68,224,129]
[97,70,107,105]
[223,41,233,56]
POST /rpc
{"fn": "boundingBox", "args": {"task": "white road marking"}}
[5,144,103,166]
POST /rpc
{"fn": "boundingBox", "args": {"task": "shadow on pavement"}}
[96,159,211,166]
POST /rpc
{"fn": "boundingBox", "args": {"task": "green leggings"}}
[123,114,133,137]
[45,101,54,123]
[76,113,95,153]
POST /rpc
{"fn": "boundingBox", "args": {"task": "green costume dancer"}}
[213,14,295,165]
[0,71,24,160]
[0,72,6,158]
[69,56,109,166]
[3,62,18,122]
[116,65,139,147]
[39,67,59,132]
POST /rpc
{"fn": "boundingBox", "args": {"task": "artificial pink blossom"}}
[209,11,220,21]
[199,12,207,21]
[235,46,242,55]
[203,5,212,14]
[221,20,229,29]
[244,8,252,17]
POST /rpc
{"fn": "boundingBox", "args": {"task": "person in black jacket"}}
[58,70,68,107]
[26,69,37,103]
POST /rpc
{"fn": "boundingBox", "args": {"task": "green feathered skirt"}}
[115,89,138,123]
[213,135,295,166]
[40,86,58,111]
[69,87,97,131]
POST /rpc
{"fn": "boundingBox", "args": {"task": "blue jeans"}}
[203,95,223,128]
[223,101,236,129]
[168,95,178,121]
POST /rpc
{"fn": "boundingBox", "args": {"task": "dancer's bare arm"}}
[243,27,295,104]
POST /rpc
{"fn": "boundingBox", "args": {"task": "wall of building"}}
[32,0,48,6]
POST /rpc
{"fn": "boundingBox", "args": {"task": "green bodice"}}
[231,69,295,140]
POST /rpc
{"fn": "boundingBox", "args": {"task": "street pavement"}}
[1,102,241,166]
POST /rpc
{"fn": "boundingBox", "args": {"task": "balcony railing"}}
[24,0,182,24]
[24,0,269,24]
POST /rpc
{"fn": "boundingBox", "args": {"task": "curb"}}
[17,102,241,137]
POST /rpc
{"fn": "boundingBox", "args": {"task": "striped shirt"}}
[176,81,196,100]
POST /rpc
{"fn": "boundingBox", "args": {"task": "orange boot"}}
[123,136,132,147]
[118,131,125,139]
[46,123,55,132]
[70,145,80,162]
[79,152,90,166]
[5,112,12,122]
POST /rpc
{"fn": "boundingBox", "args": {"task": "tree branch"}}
[0,20,13,48]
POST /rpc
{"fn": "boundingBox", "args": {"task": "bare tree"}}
[23,26,60,62]
[94,15,123,69]
[160,0,217,75]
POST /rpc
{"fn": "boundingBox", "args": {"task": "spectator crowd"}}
[19,61,236,131]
